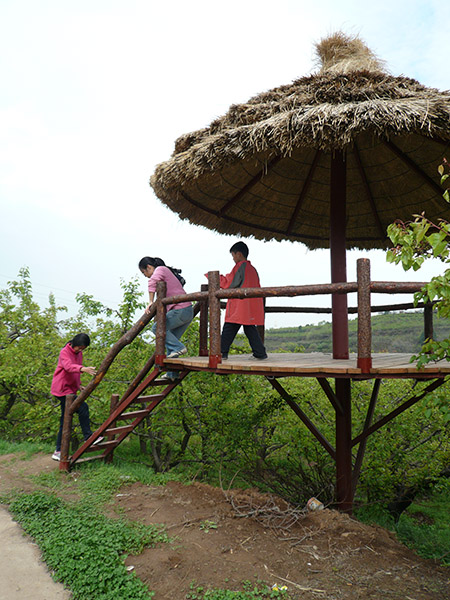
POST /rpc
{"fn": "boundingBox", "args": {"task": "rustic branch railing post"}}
[59,394,75,472]
[155,281,167,367]
[208,271,221,368]
[357,258,372,373]
[199,283,209,356]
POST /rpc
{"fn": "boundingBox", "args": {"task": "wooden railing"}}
[154,258,431,374]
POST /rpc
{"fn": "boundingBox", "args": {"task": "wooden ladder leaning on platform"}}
[58,282,209,472]
[60,360,189,471]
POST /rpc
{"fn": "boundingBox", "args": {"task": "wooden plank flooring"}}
[164,353,450,379]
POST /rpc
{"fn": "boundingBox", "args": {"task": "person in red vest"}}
[216,241,268,360]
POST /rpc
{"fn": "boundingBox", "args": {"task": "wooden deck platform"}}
[164,352,450,379]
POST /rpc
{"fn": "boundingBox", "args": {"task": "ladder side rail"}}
[68,304,157,414]
[154,281,167,366]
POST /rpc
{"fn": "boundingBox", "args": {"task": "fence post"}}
[105,393,119,464]
[59,394,75,472]
[357,258,372,373]
[424,302,434,343]
[154,281,167,367]
[208,271,221,368]
[199,284,209,356]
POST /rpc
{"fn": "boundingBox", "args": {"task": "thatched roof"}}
[150,32,450,250]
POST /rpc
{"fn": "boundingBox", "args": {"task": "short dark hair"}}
[229,241,249,258]
[70,333,91,348]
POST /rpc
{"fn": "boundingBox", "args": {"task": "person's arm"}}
[60,348,96,376]
[145,291,155,314]
[60,351,83,374]
[221,263,246,289]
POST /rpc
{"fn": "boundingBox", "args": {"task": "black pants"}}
[55,395,92,451]
[221,322,267,358]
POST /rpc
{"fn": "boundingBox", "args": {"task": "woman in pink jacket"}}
[50,333,99,461]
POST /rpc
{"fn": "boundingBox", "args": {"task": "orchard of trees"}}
[1,261,449,518]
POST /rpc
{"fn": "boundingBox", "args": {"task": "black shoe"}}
[222,353,228,360]
[253,354,268,360]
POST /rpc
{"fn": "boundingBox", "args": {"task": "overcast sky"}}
[1,0,449,328]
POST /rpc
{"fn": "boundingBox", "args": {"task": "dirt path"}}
[0,453,449,600]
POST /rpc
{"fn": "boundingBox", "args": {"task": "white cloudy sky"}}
[1,0,449,328]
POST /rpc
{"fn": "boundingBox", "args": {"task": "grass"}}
[0,438,52,458]
[396,483,450,565]
[355,480,450,566]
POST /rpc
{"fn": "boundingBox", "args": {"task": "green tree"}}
[0,268,65,440]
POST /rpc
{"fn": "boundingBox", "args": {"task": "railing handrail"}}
[161,281,428,308]
[156,264,431,373]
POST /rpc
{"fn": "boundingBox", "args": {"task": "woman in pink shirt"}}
[139,257,193,381]
[50,333,99,461]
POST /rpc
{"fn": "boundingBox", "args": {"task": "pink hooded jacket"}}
[50,343,83,396]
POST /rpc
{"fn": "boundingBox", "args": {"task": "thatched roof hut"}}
[150,33,450,250]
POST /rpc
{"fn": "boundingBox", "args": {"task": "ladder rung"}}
[105,425,134,436]
[84,440,117,452]
[72,454,105,464]
[134,394,165,403]
[118,409,150,420]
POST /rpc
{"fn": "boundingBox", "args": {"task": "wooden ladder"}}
[66,368,188,469]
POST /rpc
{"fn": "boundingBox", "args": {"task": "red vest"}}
[220,260,265,326]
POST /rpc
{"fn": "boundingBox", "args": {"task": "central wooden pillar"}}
[330,151,349,360]
[330,151,353,512]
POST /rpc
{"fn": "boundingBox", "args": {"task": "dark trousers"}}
[221,322,267,358]
[55,395,92,451]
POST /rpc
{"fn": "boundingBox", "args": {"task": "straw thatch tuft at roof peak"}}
[315,31,386,75]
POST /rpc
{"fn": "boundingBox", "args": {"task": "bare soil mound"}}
[117,481,450,599]
[1,454,449,600]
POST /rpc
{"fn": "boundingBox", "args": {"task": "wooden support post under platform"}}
[330,152,353,512]
[208,271,221,368]
[59,393,75,472]
[105,393,120,464]
[155,281,167,367]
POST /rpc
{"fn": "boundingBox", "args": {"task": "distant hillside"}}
[264,311,450,354]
